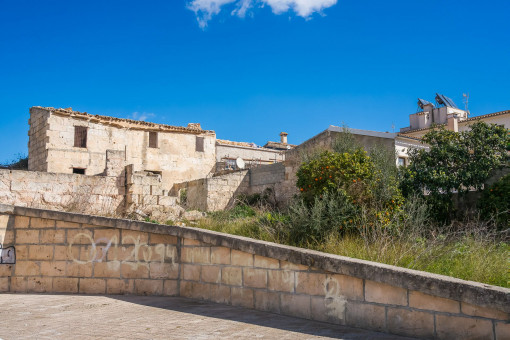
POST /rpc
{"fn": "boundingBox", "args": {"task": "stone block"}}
[107,245,134,262]
[93,229,120,243]
[134,279,163,295]
[40,261,67,277]
[409,291,460,314]
[11,277,26,292]
[182,264,201,281]
[436,315,493,340]
[183,238,203,246]
[221,267,242,286]
[54,245,78,261]
[53,278,79,293]
[121,263,149,279]
[295,272,326,296]
[163,280,179,296]
[94,261,121,278]
[180,281,211,301]
[345,302,386,332]
[149,262,179,279]
[231,250,253,267]
[191,247,210,264]
[495,322,510,340]
[15,229,39,244]
[56,221,81,229]
[280,293,311,319]
[201,265,221,283]
[268,270,294,293]
[67,229,93,245]
[0,277,9,292]
[14,216,30,228]
[40,229,66,244]
[79,278,106,294]
[27,277,52,293]
[461,302,509,321]
[30,218,55,228]
[254,290,280,314]
[310,296,344,324]
[365,280,407,306]
[231,287,254,309]
[15,261,40,276]
[149,233,177,245]
[211,247,231,265]
[326,274,364,301]
[106,279,134,294]
[121,230,148,245]
[387,307,434,338]
[211,285,231,304]
[27,245,54,261]
[0,264,13,276]
[254,255,280,269]
[243,268,267,289]
[66,262,93,277]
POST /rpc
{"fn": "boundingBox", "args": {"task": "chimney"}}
[447,115,459,132]
[280,132,288,144]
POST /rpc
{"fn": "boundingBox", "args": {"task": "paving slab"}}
[0,294,417,339]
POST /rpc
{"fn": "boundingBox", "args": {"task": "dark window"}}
[196,136,204,152]
[149,132,158,148]
[74,126,88,148]
[73,168,85,175]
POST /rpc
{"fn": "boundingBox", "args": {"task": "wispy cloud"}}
[188,0,338,28]
[129,112,156,122]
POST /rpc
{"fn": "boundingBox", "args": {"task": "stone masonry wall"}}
[0,204,508,340]
[0,169,125,216]
[27,108,51,172]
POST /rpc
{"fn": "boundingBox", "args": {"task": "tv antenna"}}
[463,93,470,116]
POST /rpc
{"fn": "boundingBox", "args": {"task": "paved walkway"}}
[0,294,417,339]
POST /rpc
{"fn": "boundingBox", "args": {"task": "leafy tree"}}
[400,121,509,221]
[479,174,510,229]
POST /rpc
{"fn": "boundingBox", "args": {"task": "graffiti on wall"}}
[68,233,177,270]
[0,245,15,264]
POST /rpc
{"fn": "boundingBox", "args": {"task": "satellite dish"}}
[236,157,245,169]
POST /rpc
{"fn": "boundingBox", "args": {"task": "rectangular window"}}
[73,168,85,175]
[149,132,158,148]
[74,126,88,148]
[398,157,406,167]
[196,136,204,152]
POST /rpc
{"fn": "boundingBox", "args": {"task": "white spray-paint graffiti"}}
[324,276,347,320]
[68,233,177,269]
[0,245,16,264]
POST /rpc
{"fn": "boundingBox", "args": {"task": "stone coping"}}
[1,204,508,313]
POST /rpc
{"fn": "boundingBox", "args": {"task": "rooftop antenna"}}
[463,93,470,116]
[391,123,395,133]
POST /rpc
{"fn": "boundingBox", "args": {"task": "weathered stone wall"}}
[173,171,250,211]
[0,169,125,216]
[216,143,285,168]
[29,107,216,190]
[0,204,508,340]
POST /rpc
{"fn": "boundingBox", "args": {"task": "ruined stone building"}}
[28,106,291,192]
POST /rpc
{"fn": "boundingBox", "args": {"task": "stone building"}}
[27,106,292,192]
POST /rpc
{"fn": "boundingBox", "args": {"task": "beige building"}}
[27,106,292,191]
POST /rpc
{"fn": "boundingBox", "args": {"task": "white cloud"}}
[129,112,155,122]
[188,0,337,28]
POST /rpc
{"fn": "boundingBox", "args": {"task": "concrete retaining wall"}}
[0,204,508,339]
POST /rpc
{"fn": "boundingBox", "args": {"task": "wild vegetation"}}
[0,153,28,170]
[194,122,509,288]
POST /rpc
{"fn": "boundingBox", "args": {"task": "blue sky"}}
[1,0,509,163]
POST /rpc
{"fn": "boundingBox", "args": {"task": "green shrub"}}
[479,174,510,229]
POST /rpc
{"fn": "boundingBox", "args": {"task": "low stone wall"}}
[0,204,508,339]
[173,171,249,211]
[0,169,125,215]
